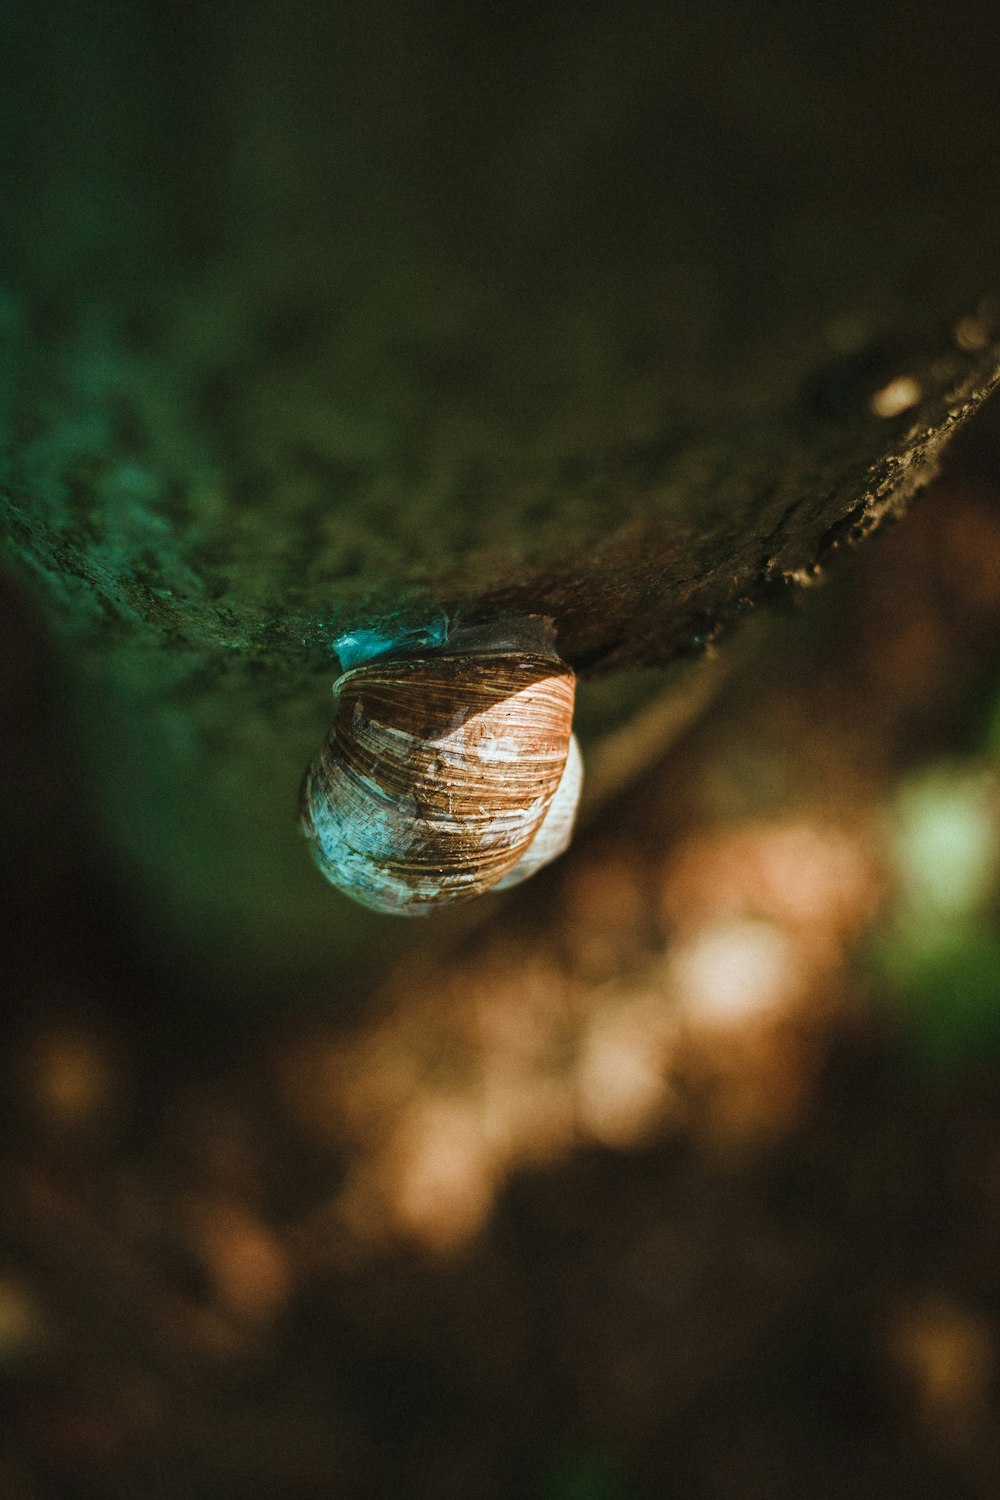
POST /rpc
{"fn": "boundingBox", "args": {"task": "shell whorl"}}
[300,650,579,915]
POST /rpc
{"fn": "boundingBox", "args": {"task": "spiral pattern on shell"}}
[300,650,580,915]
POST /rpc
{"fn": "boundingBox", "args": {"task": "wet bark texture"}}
[2,0,1000,984]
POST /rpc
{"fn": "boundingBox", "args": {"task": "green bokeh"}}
[543,1446,627,1500]
[889,766,998,920]
[877,919,1000,1070]
[877,761,1000,1071]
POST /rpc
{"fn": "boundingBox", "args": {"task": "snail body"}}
[300,622,581,915]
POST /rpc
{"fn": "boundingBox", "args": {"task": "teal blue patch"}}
[333,614,449,669]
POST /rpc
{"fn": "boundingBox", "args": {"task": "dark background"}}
[3,2,1000,1494]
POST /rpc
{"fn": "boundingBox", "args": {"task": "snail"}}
[300,616,582,915]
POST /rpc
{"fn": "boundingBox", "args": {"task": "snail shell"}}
[300,636,581,915]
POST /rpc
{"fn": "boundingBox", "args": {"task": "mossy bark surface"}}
[3,0,1000,986]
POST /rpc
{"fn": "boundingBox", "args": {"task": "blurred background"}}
[5,0,1000,1495]
[2,395,999,1497]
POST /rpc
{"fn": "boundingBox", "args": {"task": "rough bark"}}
[3,0,1000,986]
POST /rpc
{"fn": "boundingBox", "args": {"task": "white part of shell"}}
[492,733,583,892]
